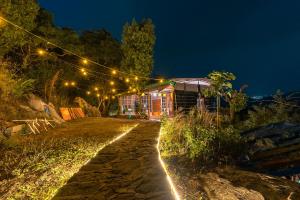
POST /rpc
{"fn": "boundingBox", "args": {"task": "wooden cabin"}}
[118,78,211,120]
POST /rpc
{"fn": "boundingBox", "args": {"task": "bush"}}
[160,108,244,165]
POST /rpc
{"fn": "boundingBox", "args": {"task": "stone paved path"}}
[53,121,174,200]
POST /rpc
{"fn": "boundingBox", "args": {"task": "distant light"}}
[112,96,116,99]
[153,93,157,97]
[96,93,100,97]
[64,82,69,86]
[86,91,91,95]
[83,71,87,76]
[132,88,137,92]
[37,49,46,56]
[125,78,130,83]
[135,76,138,81]
[94,87,99,91]
[71,81,76,86]
[129,86,132,90]
[160,79,164,83]
[110,81,115,86]
[141,93,145,96]
[112,70,117,75]
[105,96,109,100]
[158,93,162,97]
[82,59,88,64]
[163,93,167,97]
[112,88,116,93]
[80,68,85,72]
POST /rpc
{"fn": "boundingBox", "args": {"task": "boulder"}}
[74,97,101,117]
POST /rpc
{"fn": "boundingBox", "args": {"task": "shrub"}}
[160,108,244,165]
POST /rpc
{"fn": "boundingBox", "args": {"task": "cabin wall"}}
[174,90,199,112]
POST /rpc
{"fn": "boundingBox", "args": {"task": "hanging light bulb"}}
[94,87,99,91]
[96,93,100,97]
[80,68,85,72]
[160,79,164,83]
[135,76,138,81]
[112,70,117,75]
[71,81,76,86]
[64,82,69,87]
[112,96,116,99]
[37,49,46,56]
[129,86,132,90]
[83,71,87,76]
[110,81,115,86]
[125,78,130,83]
[105,96,109,100]
[82,59,88,64]
[112,88,116,93]
[132,88,137,92]
[86,91,91,95]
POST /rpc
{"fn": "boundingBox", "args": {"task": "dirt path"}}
[53,121,174,200]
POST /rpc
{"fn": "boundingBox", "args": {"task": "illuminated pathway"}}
[53,121,174,200]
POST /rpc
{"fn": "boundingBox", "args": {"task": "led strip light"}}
[52,123,139,198]
[157,127,181,200]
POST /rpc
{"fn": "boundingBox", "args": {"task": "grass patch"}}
[0,118,137,200]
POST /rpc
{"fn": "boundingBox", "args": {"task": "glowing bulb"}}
[112,96,116,99]
[82,59,88,64]
[71,81,76,86]
[94,87,99,91]
[96,93,100,97]
[125,78,130,83]
[86,91,91,95]
[112,88,116,93]
[135,76,138,81]
[160,79,164,83]
[163,93,167,97]
[110,81,115,86]
[112,70,117,75]
[132,88,137,92]
[37,49,46,56]
[83,71,87,76]
[105,96,108,100]
[80,68,85,72]
[141,93,145,96]
[129,86,132,90]
[158,93,162,97]
[64,82,69,86]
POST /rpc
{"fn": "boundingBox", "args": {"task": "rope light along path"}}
[51,123,139,198]
[0,16,161,81]
[157,127,181,200]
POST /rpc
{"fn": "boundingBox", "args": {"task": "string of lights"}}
[0,16,163,82]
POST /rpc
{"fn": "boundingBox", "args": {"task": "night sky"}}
[38,0,300,96]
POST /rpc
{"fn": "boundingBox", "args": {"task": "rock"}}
[48,103,65,124]
[74,97,101,117]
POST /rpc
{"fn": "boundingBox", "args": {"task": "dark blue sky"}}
[38,0,300,95]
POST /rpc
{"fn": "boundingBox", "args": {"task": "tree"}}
[121,18,156,91]
[0,0,39,57]
[204,71,236,127]
[224,85,248,122]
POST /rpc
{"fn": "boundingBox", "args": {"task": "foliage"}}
[121,18,156,90]
[160,108,244,165]
[0,0,39,57]
[243,90,300,129]
[0,62,16,101]
[12,79,35,98]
